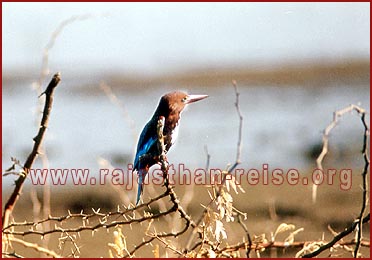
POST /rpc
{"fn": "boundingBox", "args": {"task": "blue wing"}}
[134,121,158,205]
[133,135,157,170]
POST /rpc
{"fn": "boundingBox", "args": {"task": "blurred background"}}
[2,2,370,257]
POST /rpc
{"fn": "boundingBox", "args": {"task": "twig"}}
[185,81,244,251]
[59,232,81,257]
[214,239,370,255]
[232,80,243,166]
[152,234,184,256]
[311,104,369,257]
[302,213,370,258]
[7,236,62,258]
[40,149,51,248]
[312,104,369,203]
[2,251,25,258]
[353,110,370,258]
[218,80,243,194]
[123,217,192,257]
[237,213,252,257]
[2,73,61,229]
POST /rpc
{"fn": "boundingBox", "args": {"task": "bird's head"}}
[158,91,208,116]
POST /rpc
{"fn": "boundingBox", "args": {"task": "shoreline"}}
[3,59,370,90]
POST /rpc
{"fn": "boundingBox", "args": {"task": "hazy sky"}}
[3,2,370,75]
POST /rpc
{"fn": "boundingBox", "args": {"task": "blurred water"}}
[2,82,370,186]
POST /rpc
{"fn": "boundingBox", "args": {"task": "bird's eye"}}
[182,97,188,102]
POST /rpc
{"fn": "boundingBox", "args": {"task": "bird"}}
[133,91,208,205]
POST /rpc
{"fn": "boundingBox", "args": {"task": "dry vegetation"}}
[2,72,370,258]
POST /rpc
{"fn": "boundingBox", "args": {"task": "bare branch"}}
[354,110,370,258]
[2,251,25,258]
[312,104,369,203]
[218,80,244,194]
[2,73,61,229]
[215,239,370,256]
[232,80,243,166]
[310,104,369,258]
[237,213,252,257]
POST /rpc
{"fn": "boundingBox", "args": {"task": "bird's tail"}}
[136,169,147,205]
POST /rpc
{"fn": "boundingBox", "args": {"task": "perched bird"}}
[134,91,208,205]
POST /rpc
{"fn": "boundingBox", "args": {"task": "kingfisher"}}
[133,91,208,205]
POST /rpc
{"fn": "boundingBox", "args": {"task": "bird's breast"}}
[163,113,181,151]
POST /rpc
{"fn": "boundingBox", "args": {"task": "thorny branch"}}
[30,15,97,249]
[156,117,196,230]
[152,235,184,256]
[157,116,196,224]
[2,73,61,229]
[3,208,176,237]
